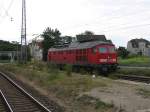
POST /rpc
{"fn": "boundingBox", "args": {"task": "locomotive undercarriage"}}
[56,63,118,76]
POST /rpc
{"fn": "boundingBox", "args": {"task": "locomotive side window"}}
[99,47,107,53]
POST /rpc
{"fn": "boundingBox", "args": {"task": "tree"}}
[0,40,22,61]
[117,47,129,58]
[62,36,73,44]
[0,40,20,51]
[80,30,94,35]
[42,27,61,61]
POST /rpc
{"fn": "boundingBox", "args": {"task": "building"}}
[76,35,112,43]
[29,38,43,60]
[127,38,150,56]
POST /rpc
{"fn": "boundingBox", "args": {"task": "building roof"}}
[129,38,150,48]
[76,35,107,42]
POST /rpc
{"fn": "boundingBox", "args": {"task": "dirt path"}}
[85,80,150,112]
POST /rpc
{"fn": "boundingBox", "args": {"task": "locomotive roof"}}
[48,41,114,51]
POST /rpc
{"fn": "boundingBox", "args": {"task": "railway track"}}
[118,75,150,84]
[0,90,13,112]
[0,72,52,112]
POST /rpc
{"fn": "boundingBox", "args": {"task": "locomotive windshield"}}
[108,47,116,53]
[99,47,107,53]
[98,46,116,53]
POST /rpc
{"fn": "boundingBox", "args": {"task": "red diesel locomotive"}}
[47,35,118,73]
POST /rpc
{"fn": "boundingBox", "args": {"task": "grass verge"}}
[119,56,150,67]
[0,62,115,112]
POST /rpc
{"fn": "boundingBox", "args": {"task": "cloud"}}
[0,0,150,47]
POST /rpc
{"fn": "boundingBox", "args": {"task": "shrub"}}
[117,47,129,59]
[65,64,72,77]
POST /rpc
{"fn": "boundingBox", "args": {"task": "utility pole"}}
[20,0,27,64]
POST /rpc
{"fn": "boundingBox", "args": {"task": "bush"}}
[65,64,72,77]
[32,61,47,71]
[117,47,129,59]
[76,95,114,110]
[95,100,113,109]
[47,63,58,73]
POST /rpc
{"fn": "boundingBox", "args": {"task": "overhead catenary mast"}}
[20,0,27,63]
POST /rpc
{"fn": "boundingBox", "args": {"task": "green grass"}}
[0,62,107,97]
[119,56,150,66]
[0,60,11,63]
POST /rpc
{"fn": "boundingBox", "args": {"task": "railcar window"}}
[99,47,107,53]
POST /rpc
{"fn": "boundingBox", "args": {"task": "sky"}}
[0,0,150,47]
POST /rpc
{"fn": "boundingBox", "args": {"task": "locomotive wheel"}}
[86,67,94,74]
[112,67,117,72]
[101,67,108,72]
[101,67,109,76]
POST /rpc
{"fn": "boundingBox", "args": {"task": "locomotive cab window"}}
[99,47,107,53]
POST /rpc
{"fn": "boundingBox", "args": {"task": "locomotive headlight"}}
[112,59,116,62]
[99,59,107,62]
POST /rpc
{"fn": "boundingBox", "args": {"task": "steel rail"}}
[119,66,150,69]
[0,90,13,112]
[118,75,150,83]
[0,71,52,112]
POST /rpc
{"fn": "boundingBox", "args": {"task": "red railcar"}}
[47,37,118,73]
